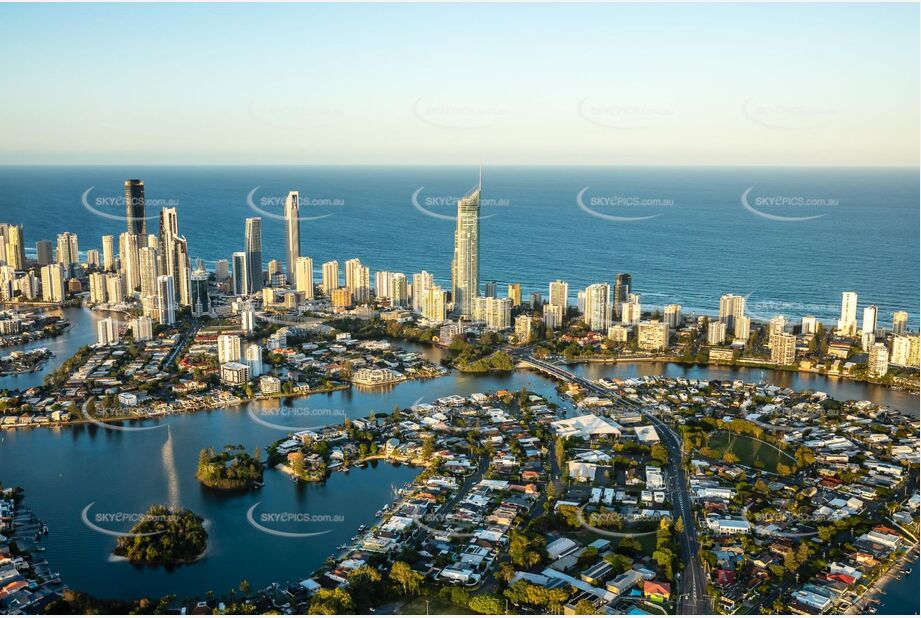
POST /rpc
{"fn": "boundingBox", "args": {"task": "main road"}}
[520,355,713,614]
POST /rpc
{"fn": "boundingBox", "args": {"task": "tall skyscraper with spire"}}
[244,217,263,295]
[285,191,300,284]
[124,179,146,235]
[451,171,481,318]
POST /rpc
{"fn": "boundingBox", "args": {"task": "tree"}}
[389,561,422,595]
[674,516,685,535]
[573,599,598,615]
[308,588,354,614]
[603,553,633,575]
[468,593,505,614]
[289,451,306,478]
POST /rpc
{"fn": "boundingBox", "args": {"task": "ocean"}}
[0,165,917,324]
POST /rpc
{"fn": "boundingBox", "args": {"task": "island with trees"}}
[195,444,264,490]
[113,505,208,567]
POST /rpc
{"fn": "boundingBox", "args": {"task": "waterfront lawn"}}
[400,596,476,615]
[706,431,794,474]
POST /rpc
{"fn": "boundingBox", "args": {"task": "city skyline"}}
[0,3,917,616]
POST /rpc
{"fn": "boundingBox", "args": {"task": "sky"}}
[0,3,918,166]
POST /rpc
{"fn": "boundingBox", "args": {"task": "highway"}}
[521,356,713,614]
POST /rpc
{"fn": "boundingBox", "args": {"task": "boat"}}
[34,546,45,552]
[358,524,366,531]
[375,510,383,517]
[901,567,912,575]
[336,544,347,550]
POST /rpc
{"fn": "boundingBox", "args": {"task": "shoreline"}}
[845,542,919,614]
[557,355,919,393]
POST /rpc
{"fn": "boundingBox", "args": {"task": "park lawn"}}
[400,596,477,615]
[706,431,795,473]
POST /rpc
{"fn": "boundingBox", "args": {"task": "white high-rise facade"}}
[452,178,481,318]
[156,274,176,325]
[892,311,909,335]
[40,264,65,302]
[868,343,889,377]
[345,258,370,304]
[549,280,569,312]
[664,304,682,329]
[295,256,314,299]
[218,334,242,364]
[412,271,434,313]
[719,294,746,333]
[96,317,119,346]
[583,283,611,332]
[474,296,512,330]
[321,260,340,293]
[837,291,858,335]
[285,191,300,284]
[102,235,115,271]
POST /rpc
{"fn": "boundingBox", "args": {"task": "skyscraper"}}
[507,283,522,307]
[36,240,53,266]
[156,274,176,325]
[664,304,682,329]
[40,264,65,303]
[0,224,25,271]
[583,283,611,331]
[345,258,370,304]
[56,232,79,277]
[285,191,300,284]
[452,175,481,318]
[549,280,569,311]
[295,256,314,299]
[837,291,858,335]
[322,260,340,293]
[101,235,115,271]
[892,311,909,335]
[124,179,146,235]
[232,252,247,296]
[613,273,632,319]
[718,294,746,333]
[412,271,434,313]
[138,246,159,298]
[190,268,210,316]
[120,232,141,292]
[244,217,263,295]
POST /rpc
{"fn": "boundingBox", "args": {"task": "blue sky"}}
[0,3,917,165]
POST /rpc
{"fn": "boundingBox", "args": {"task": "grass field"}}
[400,596,477,615]
[706,431,795,473]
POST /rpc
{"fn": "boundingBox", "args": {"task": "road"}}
[521,355,713,614]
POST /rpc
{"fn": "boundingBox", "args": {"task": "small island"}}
[113,505,207,567]
[196,444,264,490]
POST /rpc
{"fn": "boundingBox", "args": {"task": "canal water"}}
[0,309,917,607]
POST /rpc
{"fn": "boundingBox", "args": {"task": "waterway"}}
[0,309,917,610]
